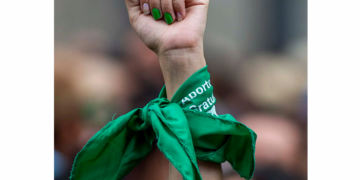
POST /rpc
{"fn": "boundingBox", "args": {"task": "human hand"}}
[124,0,209,99]
[124,0,209,56]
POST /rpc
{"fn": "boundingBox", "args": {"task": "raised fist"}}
[124,0,209,56]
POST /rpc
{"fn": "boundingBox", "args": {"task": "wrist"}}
[158,45,205,71]
[158,46,206,100]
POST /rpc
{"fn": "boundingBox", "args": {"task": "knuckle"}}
[162,0,171,7]
[149,0,157,6]
[172,0,181,4]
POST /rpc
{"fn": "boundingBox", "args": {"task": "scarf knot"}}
[140,98,169,122]
[70,66,257,180]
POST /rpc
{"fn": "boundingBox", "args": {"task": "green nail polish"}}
[164,13,173,24]
[152,8,161,20]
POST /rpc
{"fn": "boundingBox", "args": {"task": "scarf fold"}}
[70,66,257,180]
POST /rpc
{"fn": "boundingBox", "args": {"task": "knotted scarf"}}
[70,66,257,180]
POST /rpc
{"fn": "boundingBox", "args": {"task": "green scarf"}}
[70,66,257,180]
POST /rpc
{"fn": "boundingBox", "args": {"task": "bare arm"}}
[159,47,223,180]
[124,0,222,179]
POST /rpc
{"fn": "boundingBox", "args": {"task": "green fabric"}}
[70,66,257,180]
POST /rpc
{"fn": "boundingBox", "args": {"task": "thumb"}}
[124,0,141,24]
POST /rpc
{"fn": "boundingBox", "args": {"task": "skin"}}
[124,0,223,179]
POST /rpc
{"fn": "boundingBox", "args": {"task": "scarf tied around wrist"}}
[70,66,257,180]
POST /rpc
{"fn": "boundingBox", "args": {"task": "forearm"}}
[158,49,223,180]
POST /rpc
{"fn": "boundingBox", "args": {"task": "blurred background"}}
[55,0,307,180]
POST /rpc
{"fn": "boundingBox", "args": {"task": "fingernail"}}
[164,13,173,24]
[152,8,161,20]
[176,12,183,21]
[143,3,150,15]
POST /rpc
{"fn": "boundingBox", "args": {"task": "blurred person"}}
[55,46,129,126]
[238,53,307,116]
[72,54,131,148]
[55,46,130,179]
[54,94,82,180]
[55,55,83,180]
[225,113,305,180]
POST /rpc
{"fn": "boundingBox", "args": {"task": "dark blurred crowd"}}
[55,27,307,180]
[55,2,307,179]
